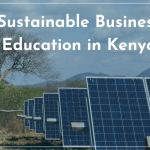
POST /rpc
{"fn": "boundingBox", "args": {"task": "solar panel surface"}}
[28,99,34,130]
[86,77,150,150]
[34,97,43,134]
[43,93,60,140]
[59,88,91,147]
[24,101,28,127]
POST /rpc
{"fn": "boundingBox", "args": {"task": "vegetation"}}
[0,81,44,138]
[0,81,43,110]
[65,76,86,88]
[0,76,86,110]
[0,78,89,149]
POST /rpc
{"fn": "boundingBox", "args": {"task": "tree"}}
[0,27,60,82]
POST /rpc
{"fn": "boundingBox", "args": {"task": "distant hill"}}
[17,81,53,87]
[16,72,126,87]
[16,72,125,87]
[32,73,107,86]
[137,68,150,77]
[33,81,49,86]
[68,72,125,81]
[14,68,150,87]
[68,72,110,80]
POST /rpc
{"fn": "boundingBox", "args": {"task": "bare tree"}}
[0,27,60,82]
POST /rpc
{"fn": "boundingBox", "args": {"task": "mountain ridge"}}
[136,68,150,77]
[31,72,126,86]
[16,68,150,87]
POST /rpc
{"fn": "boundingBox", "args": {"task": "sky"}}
[1,0,150,85]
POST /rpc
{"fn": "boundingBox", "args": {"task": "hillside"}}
[137,68,150,77]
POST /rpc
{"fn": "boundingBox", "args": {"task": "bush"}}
[0,82,43,134]
[0,83,43,110]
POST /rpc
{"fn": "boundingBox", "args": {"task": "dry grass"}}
[0,122,46,146]
[0,115,25,135]
[0,130,62,147]
[0,114,63,148]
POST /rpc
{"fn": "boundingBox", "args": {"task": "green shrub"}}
[0,83,43,130]
[0,84,43,110]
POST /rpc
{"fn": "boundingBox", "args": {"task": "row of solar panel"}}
[23,95,60,139]
[19,77,150,150]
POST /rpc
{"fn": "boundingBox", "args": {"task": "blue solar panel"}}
[86,77,150,150]
[34,97,43,134]
[58,88,91,147]
[43,93,60,140]
[28,99,34,130]
[24,101,29,127]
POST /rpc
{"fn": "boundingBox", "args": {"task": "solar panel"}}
[28,99,34,130]
[24,101,29,127]
[58,88,91,147]
[86,77,150,150]
[34,97,43,134]
[43,93,60,140]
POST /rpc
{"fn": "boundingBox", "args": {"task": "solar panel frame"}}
[28,99,35,130]
[24,101,29,127]
[43,102,45,132]
[34,97,44,134]
[58,87,92,148]
[85,96,94,147]
[144,77,150,110]
[43,93,60,140]
[57,99,62,137]
[86,76,150,150]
